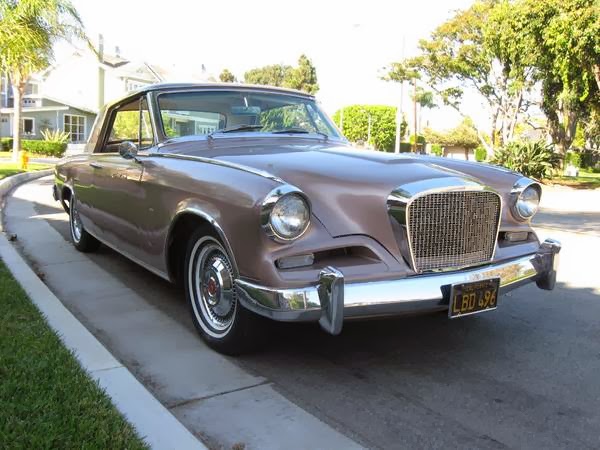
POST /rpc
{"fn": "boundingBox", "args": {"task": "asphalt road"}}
[6,178,600,449]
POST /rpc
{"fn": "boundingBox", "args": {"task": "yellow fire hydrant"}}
[19,150,29,170]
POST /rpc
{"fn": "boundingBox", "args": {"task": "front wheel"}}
[184,231,265,355]
[69,194,101,253]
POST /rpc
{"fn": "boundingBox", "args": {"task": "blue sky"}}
[62,0,483,131]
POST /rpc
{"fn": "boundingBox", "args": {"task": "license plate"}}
[448,278,500,319]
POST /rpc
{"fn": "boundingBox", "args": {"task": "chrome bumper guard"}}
[236,239,561,335]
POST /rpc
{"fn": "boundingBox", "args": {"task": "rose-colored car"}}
[53,83,561,354]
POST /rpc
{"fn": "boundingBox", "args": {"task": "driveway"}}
[4,178,600,449]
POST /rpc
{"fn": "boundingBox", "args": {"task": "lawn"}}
[0,162,53,180]
[549,169,600,189]
[0,260,148,448]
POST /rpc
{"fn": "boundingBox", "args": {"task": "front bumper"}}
[236,239,561,335]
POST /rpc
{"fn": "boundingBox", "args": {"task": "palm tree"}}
[0,0,87,162]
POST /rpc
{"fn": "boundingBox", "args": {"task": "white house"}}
[0,46,213,147]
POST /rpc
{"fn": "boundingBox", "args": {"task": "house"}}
[0,45,213,149]
[442,145,476,160]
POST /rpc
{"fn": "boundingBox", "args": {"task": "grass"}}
[0,260,148,448]
[0,162,53,180]
[548,169,600,189]
[0,151,12,158]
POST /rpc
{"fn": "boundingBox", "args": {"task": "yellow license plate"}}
[448,278,500,319]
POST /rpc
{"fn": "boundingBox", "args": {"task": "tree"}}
[0,0,87,161]
[332,105,407,152]
[244,55,319,94]
[424,117,480,149]
[499,0,600,155]
[219,68,236,83]
[387,1,535,157]
[284,54,319,95]
[413,86,436,135]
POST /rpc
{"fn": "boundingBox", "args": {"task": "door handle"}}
[89,162,104,169]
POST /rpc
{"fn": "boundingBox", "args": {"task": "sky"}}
[59,0,483,131]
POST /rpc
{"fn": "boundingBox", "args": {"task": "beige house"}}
[1,46,213,147]
[442,145,476,160]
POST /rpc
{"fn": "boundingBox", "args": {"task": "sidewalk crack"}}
[167,380,271,410]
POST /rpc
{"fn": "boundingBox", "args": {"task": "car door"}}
[87,95,155,261]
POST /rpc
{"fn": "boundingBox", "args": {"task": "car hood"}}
[165,137,522,253]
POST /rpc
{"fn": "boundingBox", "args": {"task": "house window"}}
[126,80,148,92]
[64,114,86,142]
[22,118,35,135]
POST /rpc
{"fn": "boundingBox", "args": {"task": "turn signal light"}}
[504,231,529,242]
[276,254,315,269]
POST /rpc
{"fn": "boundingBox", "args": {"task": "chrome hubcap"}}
[192,242,236,333]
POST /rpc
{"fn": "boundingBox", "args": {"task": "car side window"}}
[102,97,154,153]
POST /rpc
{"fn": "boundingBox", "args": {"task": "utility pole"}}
[98,34,105,110]
[412,78,418,153]
[394,36,406,154]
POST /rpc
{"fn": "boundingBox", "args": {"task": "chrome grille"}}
[407,191,501,272]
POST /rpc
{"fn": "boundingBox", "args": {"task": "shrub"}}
[565,151,581,168]
[475,146,487,162]
[491,141,560,179]
[332,105,407,152]
[430,143,443,156]
[1,137,13,151]
[381,142,413,153]
[41,128,71,144]
[22,140,67,157]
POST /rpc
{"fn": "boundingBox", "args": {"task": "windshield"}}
[157,90,341,139]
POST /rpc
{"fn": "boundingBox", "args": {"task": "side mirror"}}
[119,141,139,160]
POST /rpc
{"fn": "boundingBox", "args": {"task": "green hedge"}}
[382,142,413,153]
[0,137,12,151]
[332,105,407,152]
[0,138,66,157]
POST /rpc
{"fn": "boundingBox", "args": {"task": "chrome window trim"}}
[387,177,503,274]
[153,88,342,142]
[260,185,311,243]
[510,177,542,222]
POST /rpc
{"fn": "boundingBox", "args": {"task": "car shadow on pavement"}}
[534,210,600,235]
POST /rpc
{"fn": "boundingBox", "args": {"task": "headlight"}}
[261,186,311,242]
[513,183,541,220]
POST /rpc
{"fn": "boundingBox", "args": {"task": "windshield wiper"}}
[271,128,329,139]
[208,124,264,139]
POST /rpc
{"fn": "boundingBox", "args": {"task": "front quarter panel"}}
[137,155,283,279]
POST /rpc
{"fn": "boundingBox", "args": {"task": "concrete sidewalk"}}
[3,176,362,450]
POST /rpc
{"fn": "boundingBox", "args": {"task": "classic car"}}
[53,83,561,355]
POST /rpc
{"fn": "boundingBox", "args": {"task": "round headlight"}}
[515,185,540,220]
[269,194,310,240]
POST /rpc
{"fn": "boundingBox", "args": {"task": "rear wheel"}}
[184,231,265,355]
[69,194,101,253]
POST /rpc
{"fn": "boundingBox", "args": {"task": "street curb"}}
[0,175,205,450]
[0,170,53,230]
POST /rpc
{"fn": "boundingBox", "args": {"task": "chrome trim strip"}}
[236,239,561,329]
[510,177,542,222]
[165,207,240,278]
[387,177,503,273]
[151,152,285,184]
[260,184,312,243]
